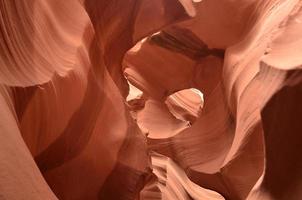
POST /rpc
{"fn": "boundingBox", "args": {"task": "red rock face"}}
[0,0,301,200]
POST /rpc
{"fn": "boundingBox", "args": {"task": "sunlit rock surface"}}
[0,0,301,199]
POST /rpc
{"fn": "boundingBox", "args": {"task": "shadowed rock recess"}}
[0,0,301,200]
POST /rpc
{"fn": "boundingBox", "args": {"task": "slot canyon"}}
[0,0,302,199]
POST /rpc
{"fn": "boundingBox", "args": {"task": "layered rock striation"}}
[0,0,301,199]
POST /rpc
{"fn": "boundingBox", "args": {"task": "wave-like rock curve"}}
[0,0,301,200]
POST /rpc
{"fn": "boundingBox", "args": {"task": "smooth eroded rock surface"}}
[0,0,301,199]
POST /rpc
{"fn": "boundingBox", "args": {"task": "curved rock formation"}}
[0,0,301,200]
